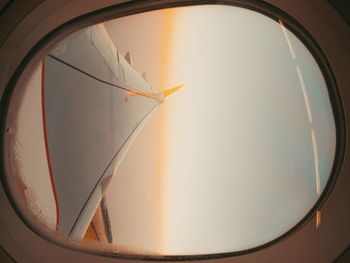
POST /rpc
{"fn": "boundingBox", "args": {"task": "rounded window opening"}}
[3,3,339,257]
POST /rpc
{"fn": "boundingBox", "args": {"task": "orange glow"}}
[84,223,98,241]
[316,210,321,229]
[156,9,175,253]
[83,204,110,242]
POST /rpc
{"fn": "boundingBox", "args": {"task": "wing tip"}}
[162,84,184,100]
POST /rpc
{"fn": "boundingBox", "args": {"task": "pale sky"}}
[103,5,336,255]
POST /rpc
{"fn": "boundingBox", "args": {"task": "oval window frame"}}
[0,0,346,260]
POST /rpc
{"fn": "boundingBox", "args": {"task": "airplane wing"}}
[42,24,182,239]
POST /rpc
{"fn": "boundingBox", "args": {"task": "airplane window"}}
[3,4,338,257]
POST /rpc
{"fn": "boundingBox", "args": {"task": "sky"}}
[102,5,336,255]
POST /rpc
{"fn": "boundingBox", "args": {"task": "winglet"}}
[162,84,184,100]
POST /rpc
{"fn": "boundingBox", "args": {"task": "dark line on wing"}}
[48,54,159,100]
[69,103,159,236]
